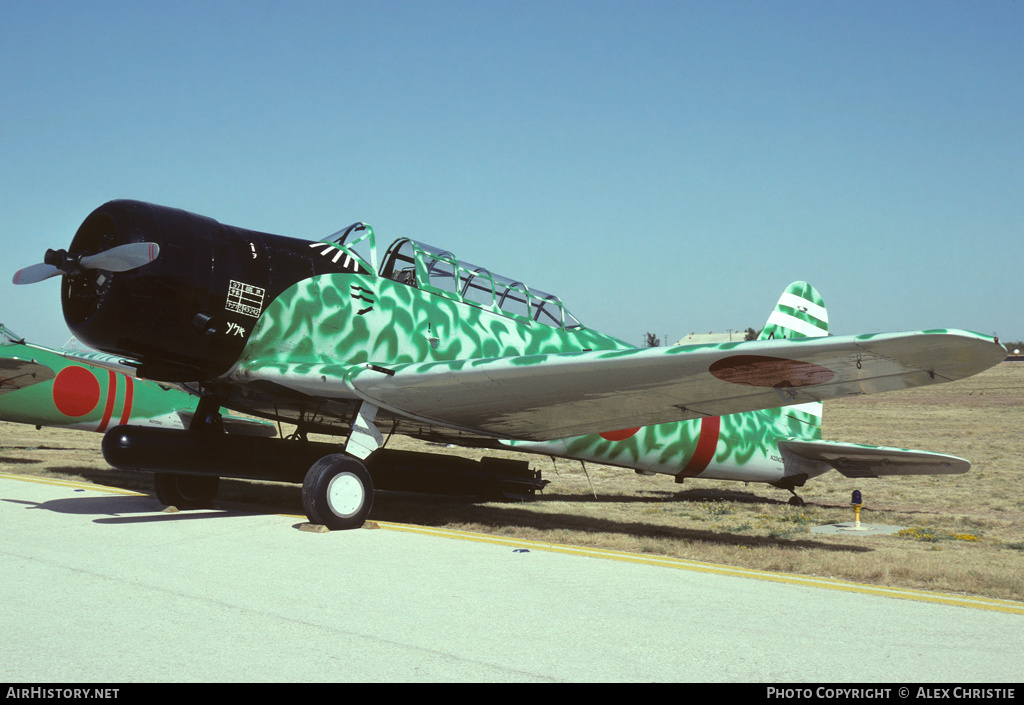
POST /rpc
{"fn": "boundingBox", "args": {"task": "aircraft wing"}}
[231,329,1004,442]
[779,439,970,476]
[0,358,56,395]
[53,349,140,377]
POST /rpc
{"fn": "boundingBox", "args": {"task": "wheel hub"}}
[326,472,365,517]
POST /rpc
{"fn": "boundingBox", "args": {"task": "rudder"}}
[758,281,827,439]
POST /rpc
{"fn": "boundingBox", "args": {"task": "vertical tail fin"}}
[758,281,829,341]
[759,282,828,439]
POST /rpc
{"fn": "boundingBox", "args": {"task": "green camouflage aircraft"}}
[1,322,200,433]
[13,200,1006,529]
[0,323,274,438]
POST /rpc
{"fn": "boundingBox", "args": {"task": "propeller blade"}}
[12,263,63,285]
[79,242,160,272]
[13,241,159,285]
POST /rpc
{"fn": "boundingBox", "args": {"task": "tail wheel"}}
[154,473,220,509]
[302,454,374,530]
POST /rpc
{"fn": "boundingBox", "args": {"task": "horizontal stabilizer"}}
[779,439,969,477]
[0,358,56,395]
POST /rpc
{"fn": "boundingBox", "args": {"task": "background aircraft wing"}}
[778,439,970,476]
[0,358,56,395]
[53,349,141,377]
[233,329,1004,442]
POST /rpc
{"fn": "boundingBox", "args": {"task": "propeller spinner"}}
[12,242,160,285]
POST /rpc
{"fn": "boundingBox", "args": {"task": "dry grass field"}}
[3,363,1022,601]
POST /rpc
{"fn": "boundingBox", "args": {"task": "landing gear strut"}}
[151,394,224,509]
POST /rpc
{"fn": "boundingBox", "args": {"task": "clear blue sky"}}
[2,0,1021,349]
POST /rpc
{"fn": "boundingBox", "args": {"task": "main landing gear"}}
[148,452,374,530]
[127,396,379,530]
[109,401,377,530]
[301,454,375,530]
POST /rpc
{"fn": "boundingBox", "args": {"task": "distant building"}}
[674,332,740,346]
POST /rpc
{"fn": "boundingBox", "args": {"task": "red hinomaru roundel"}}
[51,366,101,417]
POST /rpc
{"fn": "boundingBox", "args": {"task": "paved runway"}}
[1,473,1021,683]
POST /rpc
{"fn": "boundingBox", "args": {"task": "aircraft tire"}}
[302,454,374,530]
[154,473,220,509]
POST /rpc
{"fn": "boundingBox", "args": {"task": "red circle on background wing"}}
[52,366,102,417]
[599,427,641,441]
[708,355,834,387]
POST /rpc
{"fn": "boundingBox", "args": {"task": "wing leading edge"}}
[229,329,1004,442]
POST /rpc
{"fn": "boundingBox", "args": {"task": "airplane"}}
[12,199,1006,529]
[1,321,200,433]
[0,321,275,436]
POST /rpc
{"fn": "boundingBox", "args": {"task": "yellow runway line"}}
[0,471,145,495]
[377,520,1024,616]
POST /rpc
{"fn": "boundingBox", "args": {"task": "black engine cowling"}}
[61,200,364,382]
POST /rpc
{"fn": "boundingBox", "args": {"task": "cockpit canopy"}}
[322,226,584,330]
[0,324,24,346]
[380,239,584,330]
